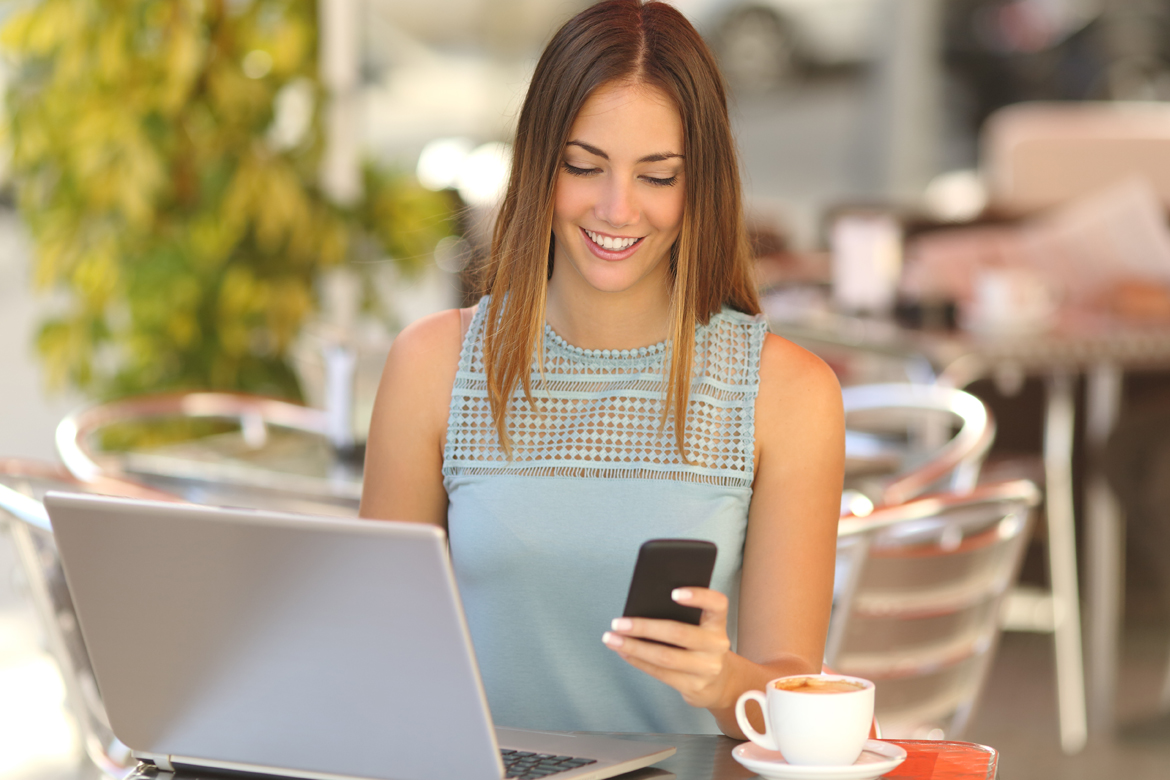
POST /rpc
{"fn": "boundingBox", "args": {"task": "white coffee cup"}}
[735,674,875,766]
[967,267,1057,334]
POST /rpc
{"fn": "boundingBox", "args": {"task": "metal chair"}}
[829,479,1041,740]
[842,383,995,511]
[56,392,360,516]
[0,459,179,779]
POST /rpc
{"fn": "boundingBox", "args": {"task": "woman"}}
[360,0,843,738]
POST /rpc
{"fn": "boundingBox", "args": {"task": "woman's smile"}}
[581,227,644,259]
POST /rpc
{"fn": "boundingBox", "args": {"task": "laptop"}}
[43,492,675,780]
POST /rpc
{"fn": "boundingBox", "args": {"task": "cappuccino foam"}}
[772,676,866,694]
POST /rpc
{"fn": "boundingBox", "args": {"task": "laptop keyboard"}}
[500,749,597,779]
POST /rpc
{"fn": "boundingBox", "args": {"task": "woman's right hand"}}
[602,586,734,710]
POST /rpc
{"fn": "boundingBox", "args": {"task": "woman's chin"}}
[576,270,659,297]
[562,256,670,298]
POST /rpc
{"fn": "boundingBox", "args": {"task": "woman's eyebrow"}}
[566,140,684,163]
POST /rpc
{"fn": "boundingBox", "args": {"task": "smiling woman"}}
[360,0,844,738]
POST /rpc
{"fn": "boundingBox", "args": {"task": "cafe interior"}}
[4,1,1170,779]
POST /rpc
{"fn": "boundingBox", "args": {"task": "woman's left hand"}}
[602,587,734,710]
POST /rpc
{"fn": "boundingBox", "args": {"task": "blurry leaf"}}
[97,16,129,83]
[267,275,312,348]
[317,212,349,266]
[71,240,120,309]
[2,0,80,57]
[37,315,94,390]
[267,14,310,77]
[97,417,236,453]
[188,213,238,271]
[356,164,455,275]
[253,156,310,252]
[33,219,80,288]
[161,14,207,113]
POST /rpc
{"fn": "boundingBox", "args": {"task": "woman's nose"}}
[597,179,638,227]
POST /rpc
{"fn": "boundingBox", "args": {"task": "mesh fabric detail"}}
[443,298,766,488]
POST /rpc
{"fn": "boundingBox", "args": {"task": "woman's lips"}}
[580,227,644,261]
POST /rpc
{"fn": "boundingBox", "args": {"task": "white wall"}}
[0,210,84,462]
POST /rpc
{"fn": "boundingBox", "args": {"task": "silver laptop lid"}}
[45,491,502,780]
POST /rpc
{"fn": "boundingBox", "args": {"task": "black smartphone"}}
[622,539,718,626]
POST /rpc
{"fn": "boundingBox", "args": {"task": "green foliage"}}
[2,0,455,401]
[97,416,237,453]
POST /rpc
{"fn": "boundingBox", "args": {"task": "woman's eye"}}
[643,175,678,187]
[562,162,599,177]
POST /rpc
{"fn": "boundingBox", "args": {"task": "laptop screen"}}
[46,492,502,780]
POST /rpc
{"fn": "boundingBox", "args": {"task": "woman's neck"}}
[544,276,672,352]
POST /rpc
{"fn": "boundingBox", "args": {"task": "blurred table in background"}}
[55,392,362,518]
[771,301,1170,750]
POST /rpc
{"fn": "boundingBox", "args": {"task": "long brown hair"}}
[478,0,760,456]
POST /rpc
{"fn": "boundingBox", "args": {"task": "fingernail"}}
[611,618,633,631]
[602,632,624,647]
[672,588,692,602]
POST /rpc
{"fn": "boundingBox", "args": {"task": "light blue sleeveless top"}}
[442,297,766,734]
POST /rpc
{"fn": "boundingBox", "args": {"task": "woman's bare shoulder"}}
[385,307,475,382]
[374,308,470,418]
[388,308,464,365]
[758,332,841,407]
[362,308,470,524]
[755,332,843,451]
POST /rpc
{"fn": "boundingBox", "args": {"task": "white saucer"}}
[731,740,907,780]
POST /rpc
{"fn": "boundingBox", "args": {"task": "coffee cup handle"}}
[735,690,779,752]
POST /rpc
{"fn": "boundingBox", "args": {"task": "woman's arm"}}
[717,332,844,734]
[602,333,844,737]
[359,309,465,527]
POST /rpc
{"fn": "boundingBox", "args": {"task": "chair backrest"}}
[828,479,1040,740]
[767,319,939,388]
[842,383,995,508]
[982,101,1170,215]
[0,459,179,778]
[56,392,359,515]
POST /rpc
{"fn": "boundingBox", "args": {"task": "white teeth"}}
[585,229,638,251]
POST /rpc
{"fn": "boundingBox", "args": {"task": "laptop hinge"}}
[136,753,175,772]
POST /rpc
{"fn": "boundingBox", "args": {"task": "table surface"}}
[127,735,997,780]
[600,734,997,780]
[769,309,1170,381]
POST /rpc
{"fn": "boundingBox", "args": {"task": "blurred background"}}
[4,1,1170,779]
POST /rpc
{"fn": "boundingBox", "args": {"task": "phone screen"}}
[622,539,717,626]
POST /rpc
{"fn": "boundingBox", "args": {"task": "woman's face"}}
[550,81,685,300]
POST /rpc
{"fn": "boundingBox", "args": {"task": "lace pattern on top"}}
[442,297,767,487]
